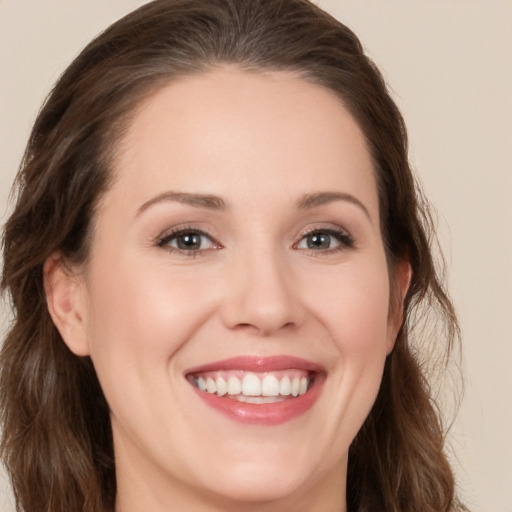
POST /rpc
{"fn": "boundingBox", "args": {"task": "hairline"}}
[84,62,391,264]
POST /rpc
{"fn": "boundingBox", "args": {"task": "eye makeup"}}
[155,221,355,259]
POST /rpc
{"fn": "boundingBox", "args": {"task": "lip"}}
[185,356,326,426]
[185,355,326,374]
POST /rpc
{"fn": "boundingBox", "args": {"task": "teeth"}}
[291,377,300,397]
[206,377,216,394]
[216,377,228,396]
[242,373,261,396]
[236,396,286,404]
[299,377,308,395]
[227,376,242,395]
[194,371,312,399]
[261,375,280,397]
[198,376,207,392]
[279,376,291,396]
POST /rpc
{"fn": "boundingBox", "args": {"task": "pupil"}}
[308,233,330,249]
[178,232,201,250]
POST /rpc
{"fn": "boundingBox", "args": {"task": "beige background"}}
[1,1,511,510]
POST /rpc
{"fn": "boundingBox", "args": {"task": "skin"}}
[45,68,410,512]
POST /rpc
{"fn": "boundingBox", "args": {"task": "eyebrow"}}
[136,191,227,216]
[297,192,371,220]
[136,190,370,220]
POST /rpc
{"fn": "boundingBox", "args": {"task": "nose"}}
[219,248,302,337]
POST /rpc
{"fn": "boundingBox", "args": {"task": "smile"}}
[185,356,325,425]
[190,370,311,403]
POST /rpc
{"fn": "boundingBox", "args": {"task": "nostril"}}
[231,322,269,336]
[231,321,297,337]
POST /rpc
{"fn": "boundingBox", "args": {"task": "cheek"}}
[329,272,390,390]
[307,257,391,355]
[292,257,392,465]
[306,254,391,414]
[82,252,217,399]
[87,253,208,337]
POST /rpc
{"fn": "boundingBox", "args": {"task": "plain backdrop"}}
[1,1,511,510]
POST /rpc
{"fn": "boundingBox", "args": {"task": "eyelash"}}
[294,226,355,254]
[156,225,355,257]
[157,226,220,258]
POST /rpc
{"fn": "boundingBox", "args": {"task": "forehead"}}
[108,67,378,217]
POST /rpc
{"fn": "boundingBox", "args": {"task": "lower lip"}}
[190,377,325,426]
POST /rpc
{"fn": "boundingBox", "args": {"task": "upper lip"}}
[185,355,325,375]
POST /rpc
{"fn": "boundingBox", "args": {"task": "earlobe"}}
[43,253,90,356]
[386,259,412,354]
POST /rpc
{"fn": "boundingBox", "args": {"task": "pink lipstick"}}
[185,356,326,426]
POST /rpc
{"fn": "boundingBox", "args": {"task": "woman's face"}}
[57,69,406,510]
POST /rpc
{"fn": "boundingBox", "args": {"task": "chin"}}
[188,442,331,508]
[199,465,310,506]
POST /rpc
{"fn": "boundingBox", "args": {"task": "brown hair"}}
[1,1,466,511]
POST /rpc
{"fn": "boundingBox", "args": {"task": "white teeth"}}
[261,375,280,397]
[227,376,242,395]
[216,377,228,396]
[299,377,308,395]
[279,376,292,396]
[198,376,207,392]
[291,377,300,397]
[206,377,216,394]
[242,373,261,396]
[195,372,312,399]
[236,396,286,404]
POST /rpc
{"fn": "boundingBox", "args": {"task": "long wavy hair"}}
[1,1,466,511]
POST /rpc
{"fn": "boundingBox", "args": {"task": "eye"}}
[296,228,354,252]
[158,229,219,254]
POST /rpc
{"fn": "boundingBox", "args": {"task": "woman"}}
[1,0,467,511]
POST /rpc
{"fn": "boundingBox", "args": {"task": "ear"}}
[386,258,412,354]
[43,253,90,356]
